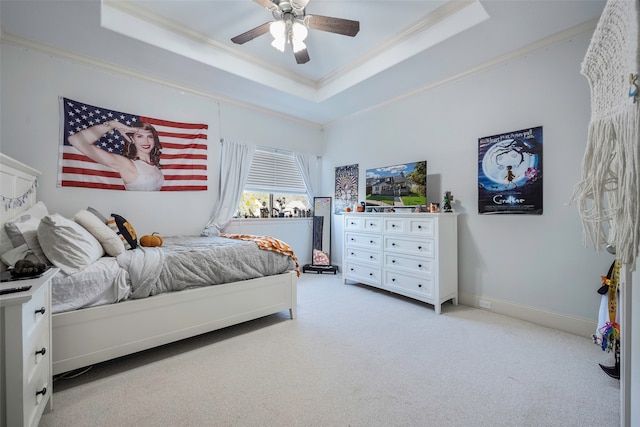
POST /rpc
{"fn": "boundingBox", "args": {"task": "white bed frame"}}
[0,153,297,376]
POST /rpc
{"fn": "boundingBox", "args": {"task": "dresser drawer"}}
[385,253,434,276]
[384,236,434,258]
[408,218,435,237]
[385,271,434,299]
[363,217,382,231]
[25,321,50,383]
[344,261,382,285]
[384,218,405,233]
[345,246,382,264]
[345,232,382,250]
[345,217,364,230]
[23,364,50,427]
[21,285,49,341]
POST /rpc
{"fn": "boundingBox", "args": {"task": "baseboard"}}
[458,292,597,338]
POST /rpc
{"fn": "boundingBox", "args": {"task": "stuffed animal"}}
[12,259,47,277]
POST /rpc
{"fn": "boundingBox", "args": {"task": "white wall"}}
[322,32,612,336]
[0,43,323,263]
[0,30,614,335]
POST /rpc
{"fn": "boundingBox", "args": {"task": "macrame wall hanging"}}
[570,0,640,270]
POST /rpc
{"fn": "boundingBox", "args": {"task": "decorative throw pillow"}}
[0,243,30,267]
[107,214,138,250]
[3,201,50,264]
[74,209,125,257]
[87,206,109,224]
[37,213,105,275]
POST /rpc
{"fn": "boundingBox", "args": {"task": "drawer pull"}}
[36,387,47,397]
[35,347,46,356]
[35,307,46,315]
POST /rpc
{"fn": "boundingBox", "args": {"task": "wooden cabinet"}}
[343,213,457,314]
[1,268,58,427]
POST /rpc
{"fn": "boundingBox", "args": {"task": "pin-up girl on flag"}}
[68,120,164,191]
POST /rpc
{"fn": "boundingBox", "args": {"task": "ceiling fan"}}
[231,0,360,64]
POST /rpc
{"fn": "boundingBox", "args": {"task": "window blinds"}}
[244,149,306,194]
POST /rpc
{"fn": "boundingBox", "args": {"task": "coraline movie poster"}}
[478,126,543,214]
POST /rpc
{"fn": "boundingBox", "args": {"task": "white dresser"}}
[343,213,458,314]
[1,268,58,427]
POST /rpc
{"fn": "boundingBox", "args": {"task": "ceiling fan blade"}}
[294,48,310,64]
[252,0,278,12]
[231,22,272,44]
[304,15,360,37]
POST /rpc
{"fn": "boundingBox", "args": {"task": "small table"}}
[302,264,338,275]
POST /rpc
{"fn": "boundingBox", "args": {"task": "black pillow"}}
[107,213,138,250]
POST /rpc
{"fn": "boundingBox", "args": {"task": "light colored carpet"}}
[40,274,620,427]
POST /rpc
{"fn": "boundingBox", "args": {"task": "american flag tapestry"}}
[58,97,208,191]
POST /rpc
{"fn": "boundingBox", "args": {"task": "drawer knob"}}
[392,259,396,263]
[392,278,396,282]
[35,307,46,315]
[370,240,374,244]
[418,246,422,250]
[350,268,354,271]
[351,252,354,255]
[418,225,422,229]
[418,284,422,288]
[392,224,396,228]
[369,273,373,276]
[350,222,355,225]
[36,387,47,397]
[36,347,46,356]
[392,243,396,246]
[369,255,373,259]
[418,264,422,268]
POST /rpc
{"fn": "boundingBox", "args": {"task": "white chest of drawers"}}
[1,268,58,427]
[343,213,457,314]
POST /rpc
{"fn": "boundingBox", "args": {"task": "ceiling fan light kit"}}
[232,0,360,64]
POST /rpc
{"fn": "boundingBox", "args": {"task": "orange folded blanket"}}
[221,233,300,277]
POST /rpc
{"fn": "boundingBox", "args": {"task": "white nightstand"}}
[0,267,59,427]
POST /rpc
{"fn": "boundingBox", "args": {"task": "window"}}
[235,149,311,219]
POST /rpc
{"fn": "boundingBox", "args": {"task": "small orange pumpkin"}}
[140,232,163,247]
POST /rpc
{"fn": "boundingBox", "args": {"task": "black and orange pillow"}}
[107,213,138,250]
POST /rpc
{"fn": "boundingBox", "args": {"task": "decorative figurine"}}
[443,191,453,213]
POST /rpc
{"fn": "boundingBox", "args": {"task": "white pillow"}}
[3,201,50,264]
[37,213,105,275]
[0,243,30,267]
[74,209,125,257]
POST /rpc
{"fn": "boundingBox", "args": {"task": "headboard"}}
[0,153,41,269]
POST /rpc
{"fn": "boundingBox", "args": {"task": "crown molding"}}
[0,31,323,131]
[325,18,599,127]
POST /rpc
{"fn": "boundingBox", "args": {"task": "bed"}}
[0,153,298,376]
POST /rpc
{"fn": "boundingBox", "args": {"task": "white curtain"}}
[202,140,256,236]
[294,152,319,206]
